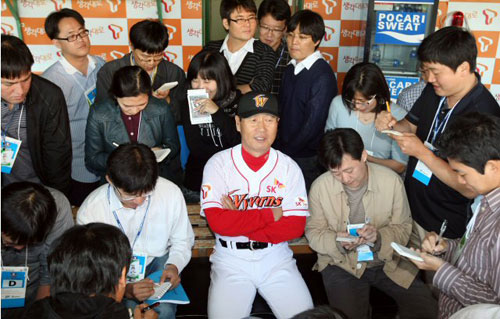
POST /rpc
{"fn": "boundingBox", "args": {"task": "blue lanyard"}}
[107,185,151,249]
[2,104,24,149]
[275,44,286,68]
[427,97,454,145]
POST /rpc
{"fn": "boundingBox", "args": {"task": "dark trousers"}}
[321,265,437,319]
[68,179,100,207]
[292,155,323,192]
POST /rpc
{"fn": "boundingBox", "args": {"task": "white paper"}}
[187,89,212,125]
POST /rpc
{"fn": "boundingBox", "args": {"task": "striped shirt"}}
[204,39,276,93]
[433,188,500,319]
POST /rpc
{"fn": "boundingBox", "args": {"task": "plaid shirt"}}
[272,40,290,95]
[396,80,426,112]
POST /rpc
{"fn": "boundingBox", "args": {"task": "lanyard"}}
[275,44,286,68]
[130,54,158,85]
[0,245,29,280]
[107,185,151,249]
[426,97,456,145]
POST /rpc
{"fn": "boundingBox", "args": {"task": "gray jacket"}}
[85,97,182,185]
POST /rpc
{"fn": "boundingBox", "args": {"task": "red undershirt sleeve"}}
[204,207,275,237]
[244,216,306,244]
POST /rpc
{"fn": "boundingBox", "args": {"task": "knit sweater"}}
[203,39,276,92]
[277,59,337,158]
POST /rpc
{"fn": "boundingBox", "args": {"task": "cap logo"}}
[253,94,269,108]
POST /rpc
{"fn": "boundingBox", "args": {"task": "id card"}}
[347,223,364,237]
[1,137,22,174]
[126,252,147,283]
[357,244,374,262]
[85,86,97,107]
[412,141,434,186]
[1,266,28,308]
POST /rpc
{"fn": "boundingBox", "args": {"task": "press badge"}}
[357,244,374,262]
[412,141,435,186]
[85,86,97,107]
[1,137,22,174]
[1,266,28,308]
[126,252,147,283]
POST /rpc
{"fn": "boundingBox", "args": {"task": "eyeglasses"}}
[286,32,313,41]
[134,52,165,64]
[345,95,377,107]
[55,29,90,42]
[259,25,285,34]
[113,185,152,202]
[229,16,257,25]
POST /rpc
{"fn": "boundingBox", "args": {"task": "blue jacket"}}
[85,97,182,185]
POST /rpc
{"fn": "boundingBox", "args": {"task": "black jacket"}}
[22,293,129,319]
[27,75,72,195]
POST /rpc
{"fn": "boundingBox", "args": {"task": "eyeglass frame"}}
[133,50,165,64]
[259,24,286,34]
[112,184,153,202]
[345,95,377,108]
[54,29,90,42]
[229,16,258,25]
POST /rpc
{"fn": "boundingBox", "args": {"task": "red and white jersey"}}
[201,144,309,219]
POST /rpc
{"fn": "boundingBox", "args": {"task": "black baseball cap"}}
[237,91,279,118]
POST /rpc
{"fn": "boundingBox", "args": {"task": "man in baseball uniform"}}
[200,91,313,319]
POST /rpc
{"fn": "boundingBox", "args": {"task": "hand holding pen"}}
[421,220,448,255]
[433,220,448,254]
[133,302,159,319]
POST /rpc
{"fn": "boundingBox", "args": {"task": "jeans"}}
[123,253,177,319]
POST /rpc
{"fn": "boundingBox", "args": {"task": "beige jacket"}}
[305,163,418,289]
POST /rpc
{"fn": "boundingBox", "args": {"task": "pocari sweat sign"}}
[386,76,420,100]
[375,11,427,45]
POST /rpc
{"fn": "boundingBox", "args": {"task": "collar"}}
[108,184,125,212]
[220,35,255,54]
[289,50,323,75]
[484,188,500,212]
[59,54,95,75]
[329,162,375,195]
[1,100,22,111]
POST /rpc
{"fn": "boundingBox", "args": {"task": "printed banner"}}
[375,11,427,45]
[385,76,420,100]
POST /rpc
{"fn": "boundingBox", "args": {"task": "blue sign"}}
[375,11,427,45]
[386,76,420,100]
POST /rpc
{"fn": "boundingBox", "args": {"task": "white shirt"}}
[77,177,195,272]
[289,50,323,75]
[220,35,255,75]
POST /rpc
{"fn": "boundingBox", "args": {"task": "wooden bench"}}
[188,204,313,257]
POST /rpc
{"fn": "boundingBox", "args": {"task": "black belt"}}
[219,238,269,250]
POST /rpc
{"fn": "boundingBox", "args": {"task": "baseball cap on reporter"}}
[237,91,279,118]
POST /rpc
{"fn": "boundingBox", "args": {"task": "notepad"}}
[391,242,424,262]
[145,271,190,305]
[153,148,171,163]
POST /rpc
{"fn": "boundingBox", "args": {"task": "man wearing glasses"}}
[77,143,194,319]
[96,20,187,123]
[204,0,276,94]
[276,10,337,191]
[43,9,105,206]
[257,0,291,95]
[1,35,72,196]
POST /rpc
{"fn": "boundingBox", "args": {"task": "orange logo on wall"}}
[71,0,127,18]
[324,26,335,41]
[181,0,202,19]
[304,0,341,20]
[108,24,123,40]
[493,59,500,85]
[90,45,128,62]
[483,9,498,25]
[339,20,366,47]
[319,47,338,72]
[475,31,498,58]
[161,0,175,13]
[165,50,178,63]
[51,0,66,11]
[436,2,448,29]
[163,19,181,45]
[1,23,14,35]
[476,63,488,78]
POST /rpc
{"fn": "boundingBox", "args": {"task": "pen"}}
[141,302,161,313]
[112,142,119,147]
[386,101,392,113]
[434,219,448,254]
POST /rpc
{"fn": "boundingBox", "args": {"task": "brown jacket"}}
[306,163,418,288]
